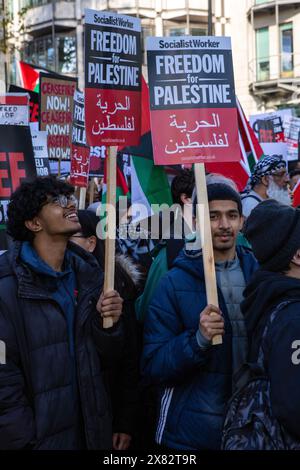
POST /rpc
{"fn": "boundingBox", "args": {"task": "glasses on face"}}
[49,194,78,209]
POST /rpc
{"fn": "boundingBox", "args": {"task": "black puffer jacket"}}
[0,241,123,450]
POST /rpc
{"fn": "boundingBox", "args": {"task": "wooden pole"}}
[89,178,95,206]
[79,187,87,210]
[194,163,222,346]
[103,146,118,329]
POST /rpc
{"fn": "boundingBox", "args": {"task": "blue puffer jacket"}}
[0,241,123,450]
[142,246,258,450]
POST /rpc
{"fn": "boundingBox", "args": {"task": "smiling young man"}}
[142,183,258,451]
[0,177,123,450]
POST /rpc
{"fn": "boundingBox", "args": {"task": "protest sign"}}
[70,90,90,188]
[250,109,292,144]
[147,36,240,166]
[30,123,50,177]
[9,85,39,123]
[283,115,300,161]
[84,9,141,146]
[39,73,77,161]
[0,93,29,126]
[0,125,37,221]
[89,145,106,176]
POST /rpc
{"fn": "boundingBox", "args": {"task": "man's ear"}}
[24,217,43,234]
[291,249,300,267]
[87,235,97,253]
[180,193,192,205]
[261,175,269,187]
[239,214,245,231]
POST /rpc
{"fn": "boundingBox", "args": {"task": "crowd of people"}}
[1,154,300,451]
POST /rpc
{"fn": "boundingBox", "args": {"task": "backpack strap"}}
[241,194,262,203]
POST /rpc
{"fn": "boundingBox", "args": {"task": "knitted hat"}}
[244,199,300,272]
[192,183,242,217]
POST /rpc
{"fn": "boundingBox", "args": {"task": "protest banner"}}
[89,145,106,176]
[30,122,50,177]
[85,10,142,327]
[250,109,292,144]
[9,85,39,123]
[147,36,240,166]
[84,9,141,147]
[0,125,37,222]
[39,73,77,170]
[70,90,90,189]
[147,36,241,344]
[283,115,300,161]
[0,93,30,126]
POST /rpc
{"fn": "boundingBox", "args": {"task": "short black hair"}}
[7,176,75,242]
[171,169,195,205]
[290,169,300,179]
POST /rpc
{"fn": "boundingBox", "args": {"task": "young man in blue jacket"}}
[0,177,123,450]
[142,183,258,450]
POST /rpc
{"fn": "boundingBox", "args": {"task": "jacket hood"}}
[241,269,300,343]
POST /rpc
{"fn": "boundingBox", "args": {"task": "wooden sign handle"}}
[78,187,87,210]
[103,146,118,329]
[89,178,95,206]
[194,163,222,346]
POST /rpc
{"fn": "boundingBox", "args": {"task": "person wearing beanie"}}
[240,199,300,443]
[141,183,258,450]
[70,210,140,450]
[241,155,290,218]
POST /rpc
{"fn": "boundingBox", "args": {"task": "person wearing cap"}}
[241,199,300,441]
[241,155,290,218]
[141,183,258,450]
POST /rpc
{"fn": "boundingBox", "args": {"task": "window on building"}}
[21,32,77,74]
[280,23,293,78]
[169,27,186,36]
[256,27,269,81]
[191,27,207,36]
[141,25,154,65]
[56,34,77,74]
[255,0,272,4]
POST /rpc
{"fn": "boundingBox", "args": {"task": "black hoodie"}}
[241,269,300,439]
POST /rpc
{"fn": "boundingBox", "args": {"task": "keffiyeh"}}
[249,155,286,187]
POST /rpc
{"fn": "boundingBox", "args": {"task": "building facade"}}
[6,0,300,116]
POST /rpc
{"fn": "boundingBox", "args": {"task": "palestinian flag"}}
[120,76,172,220]
[236,97,264,172]
[18,61,63,92]
[292,179,300,208]
[206,98,264,191]
[101,157,129,203]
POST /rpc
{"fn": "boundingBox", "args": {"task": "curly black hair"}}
[6,176,75,242]
[171,169,195,206]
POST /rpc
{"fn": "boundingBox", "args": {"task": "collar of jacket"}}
[6,241,103,301]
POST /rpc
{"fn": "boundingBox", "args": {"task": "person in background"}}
[241,200,300,443]
[70,210,140,451]
[289,169,300,191]
[241,155,290,218]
